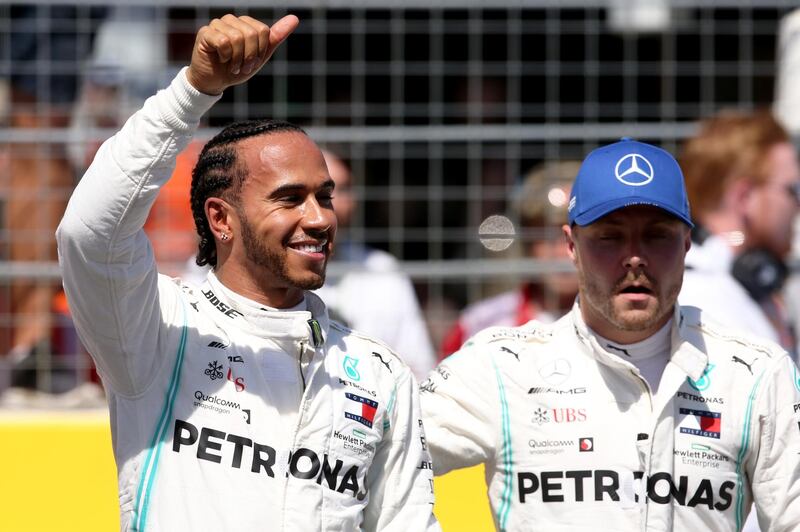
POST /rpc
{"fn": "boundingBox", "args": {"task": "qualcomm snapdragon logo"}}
[615,153,654,186]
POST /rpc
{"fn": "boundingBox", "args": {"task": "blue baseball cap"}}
[567,138,693,227]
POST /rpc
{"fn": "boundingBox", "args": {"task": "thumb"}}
[267,15,299,55]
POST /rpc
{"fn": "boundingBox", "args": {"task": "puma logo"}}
[500,346,520,361]
[372,352,392,373]
[606,344,631,357]
[731,355,753,375]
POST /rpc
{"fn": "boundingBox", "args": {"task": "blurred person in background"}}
[679,110,800,532]
[2,6,107,391]
[421,138,800,531]
[56,14,438,530]
[314,149,436,381]
[439,161,579,358]
[678,110,800,356]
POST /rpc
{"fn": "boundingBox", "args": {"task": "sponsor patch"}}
[687,363,715,392]
[204,361,224,381]
[579,437,594,452]
[528,438,574,455]
[679,408,721,439]
[343,355,361,381]
[344,392,378,428]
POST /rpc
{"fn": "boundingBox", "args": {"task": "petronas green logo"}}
[343,356,361,381]
[793,366,800,393]
[687,363,715,391]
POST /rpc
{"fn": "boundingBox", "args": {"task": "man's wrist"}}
[185,66,224,96]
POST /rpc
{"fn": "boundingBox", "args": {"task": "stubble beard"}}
[239,213,327,291]
[579,271,680,333]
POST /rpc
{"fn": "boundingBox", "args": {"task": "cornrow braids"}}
[190,119,306,267]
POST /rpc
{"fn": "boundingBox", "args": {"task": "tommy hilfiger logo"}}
[344,393,378,428]
[679,408,721,439]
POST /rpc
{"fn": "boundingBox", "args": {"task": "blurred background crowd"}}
[2,2,800,406]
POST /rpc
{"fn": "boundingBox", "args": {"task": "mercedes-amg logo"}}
[614,153,654,186]
[538,359,571,385]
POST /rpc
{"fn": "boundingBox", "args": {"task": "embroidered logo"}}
[687,363,715,392]
[343,355,361,381]
[204,361,224,381]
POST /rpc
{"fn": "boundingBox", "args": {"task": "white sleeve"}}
[749,354,800,531]
[378,273,436,382]
[363,366,441,531]
[56,68,220,395]
[420,345,498,476]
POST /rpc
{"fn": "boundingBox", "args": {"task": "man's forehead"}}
[240,131,319,166]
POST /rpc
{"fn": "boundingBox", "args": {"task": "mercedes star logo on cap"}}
[614,153,654,186]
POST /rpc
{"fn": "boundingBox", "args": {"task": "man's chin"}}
[611,307,662,332]
[291,272,326,291]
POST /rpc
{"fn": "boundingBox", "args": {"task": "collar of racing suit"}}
[195,270,331,349]
[570,299,708,384]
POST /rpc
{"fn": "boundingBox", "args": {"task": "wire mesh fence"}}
[0,1,796,393]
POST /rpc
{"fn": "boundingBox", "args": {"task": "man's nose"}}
[303,197,333,231]
[623,238,647,270]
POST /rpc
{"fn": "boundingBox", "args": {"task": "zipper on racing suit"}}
[298,341,307,391]
[629,368,655,523]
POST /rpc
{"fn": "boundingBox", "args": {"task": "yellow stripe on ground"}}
[0,412,493,531]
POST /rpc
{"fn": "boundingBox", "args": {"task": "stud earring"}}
[220,233,229,241]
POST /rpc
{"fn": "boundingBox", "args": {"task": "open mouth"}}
[288,239,328,256]
[291,243,325,253]
[619,285,653,295]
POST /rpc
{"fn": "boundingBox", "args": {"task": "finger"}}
[229,17,269,74]
[198,24,233,64]
[221,15,263,75]
[240,16,270,62]
[265,14,299,57]
[211,16,248,75]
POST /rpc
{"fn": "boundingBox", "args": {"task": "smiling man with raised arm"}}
[56,14,438,532]
[420,139,800,531]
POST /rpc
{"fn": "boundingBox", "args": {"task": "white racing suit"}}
[56,69,438,532]
[420,302,800,531]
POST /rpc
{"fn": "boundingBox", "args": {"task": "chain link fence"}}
[0,1,795,393]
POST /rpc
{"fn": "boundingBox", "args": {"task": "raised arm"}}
[56,15,297,395]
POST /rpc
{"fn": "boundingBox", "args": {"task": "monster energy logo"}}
[343,356,361,381]
[307,319,323,347]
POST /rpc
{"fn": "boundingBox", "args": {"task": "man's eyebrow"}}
[269,179,335,197]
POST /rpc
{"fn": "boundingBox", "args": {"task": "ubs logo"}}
[615,153,654,186]
[205,361,224,381]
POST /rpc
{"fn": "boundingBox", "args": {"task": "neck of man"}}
[215,261,305,309]
[580,301,674,345]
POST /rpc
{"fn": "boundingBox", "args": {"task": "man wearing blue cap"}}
[421,139,800,531]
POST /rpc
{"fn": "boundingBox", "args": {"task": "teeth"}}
[296,244,323,253]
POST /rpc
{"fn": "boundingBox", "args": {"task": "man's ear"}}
[563,224,578,263]
[205,196,237,243]
[724,177,755,215]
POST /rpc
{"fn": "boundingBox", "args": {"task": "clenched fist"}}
[186,14,299,95]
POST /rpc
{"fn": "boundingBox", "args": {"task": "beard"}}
[239,212,327,291]
[580,270,680,333]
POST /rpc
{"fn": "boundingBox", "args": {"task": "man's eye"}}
[645,231,669,240]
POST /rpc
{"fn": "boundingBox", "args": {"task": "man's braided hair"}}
[190,119,306,267]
